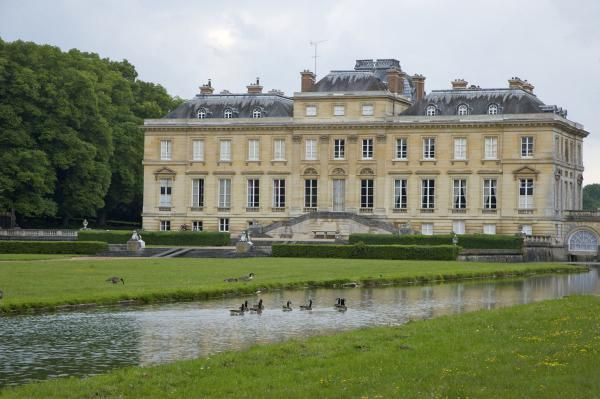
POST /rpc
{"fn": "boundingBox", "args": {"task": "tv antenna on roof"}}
[309,40,327,77]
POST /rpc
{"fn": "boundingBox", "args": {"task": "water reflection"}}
[1,268,598,387]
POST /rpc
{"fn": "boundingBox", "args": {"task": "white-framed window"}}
[519,178,534,209]
[160,220,171,231]
[247,179,260,208]
[218,178,231,208]
[452,220,465,235]
[453,179,467,209]
[423,137,436,159]
[192,221,203,231]
[224,108,233,118]
[421,179,435,209]
[521,225,532,236]
[360,179,374,208]
[197,108,207,119]
[394,179,407,209]
[305,105,317,116]
[521,136,534,158]
[395,138,407,160]
[274,139,286,160]
[159,178,172,206]
[192,139,204,161]
[362,138,374,160]
[305,179,318,208]
[248,139,260,161]
[219,218,229,232]
[252,108,262,118]
[219,139,231,162]
[421,223,434,235]
[483,224,496,235]
[488,104,498,115]
[483,179,497,209]
[191,178,204,207]
[333,105,345,116]
[426,105,437,116]
[484,137,498,159]
[160,140,172,160]
[334,139,345,160]
[362,104,374,116]
[305,139,317,160]
[454,138,467,160]
[273,179,286,208]
[457,104,468,116]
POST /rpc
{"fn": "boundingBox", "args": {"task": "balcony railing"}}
[359,208,373,214]
[564,210,600,220]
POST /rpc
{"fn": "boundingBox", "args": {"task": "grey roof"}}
[165,94,293,119]
[400,88,563,116]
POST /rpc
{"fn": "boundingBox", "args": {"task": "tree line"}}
[0,38,182,227]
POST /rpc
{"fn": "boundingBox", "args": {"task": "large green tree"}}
[582,184,600,210]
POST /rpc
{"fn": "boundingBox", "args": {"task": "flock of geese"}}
[229,297,347,315]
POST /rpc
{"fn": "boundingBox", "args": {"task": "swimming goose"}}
[249,299,264,312]
[282,300,292,311]
[106,276,124,285]
[335,298,347,311]
[229,303,245,316]
[243,300,249,311]
[299,299,313,311]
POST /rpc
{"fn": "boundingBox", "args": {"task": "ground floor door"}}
[333,179,345,212]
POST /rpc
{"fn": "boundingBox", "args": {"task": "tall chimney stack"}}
[451,78,468,90]
[386,68,404,95]
[300,70,316,92]
[521,80,534,93]
[508,77,524,89]
[199,79,214,95]
[412,74,426,101]
[247,77,263,94]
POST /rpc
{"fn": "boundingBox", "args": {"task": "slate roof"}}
[165,94,293,119]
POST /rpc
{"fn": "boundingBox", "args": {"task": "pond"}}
[1,268,598,387]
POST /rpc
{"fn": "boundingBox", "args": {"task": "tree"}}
[582,184,600,210]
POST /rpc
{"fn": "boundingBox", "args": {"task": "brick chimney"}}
[451,79,468,89]
[412,74,426,101]
[300,70,316,92]
[386,68,404,95]
[508,77,524,89]
[247,77,263,94]
[521,80,534,93]
[199,79,214,95]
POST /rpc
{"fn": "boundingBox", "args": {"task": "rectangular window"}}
[394,179,407,209]
[484,137,498,159]
[483,179,497,209]
[454,138,467,160]
[192,221,203,231]
[160,220,171,231]
[273,179,286,208]
[219,218,229,232]
[218,178,231,208]
[421,179,435,209]
[159,178,172,206]
[220,140,231,161]
[160,140,172,160]
[360,179,374,208]
[305,179,318,208]
[274,139,285,160]
[248,139,260,161]
[334,139,345,160]
[192,139,204,161]
[362,138,374,160]
[247,179,260,208]
[519,178,534,209]
[305,105,317,116]
[362,104,374,116]
[521,136,534,157]
[395,138,407,160]
[191,178,204,208]
[333,105,345,116]
[483,224,496,235]
[452,220,465,234]
[453,179,467,209]
[421,223,433,236]
[305,139,318,160]
[423,138,436,159]
[521,225,532,236]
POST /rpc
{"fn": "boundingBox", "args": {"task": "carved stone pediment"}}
[513,166,539,180]
[303,167,319,176]
[154,167,177,180]
[358,167,375,176]
[330,167,346,176]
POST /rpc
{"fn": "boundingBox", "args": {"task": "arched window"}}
[252,108,262,118]
[568,230,599,252]
[457,104,468,116]
[224,108,233,119]
[426,105,437,116]
[197,108,207,119]
[488,104,499,115]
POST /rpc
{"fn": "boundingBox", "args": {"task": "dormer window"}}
[252,108,262,118]
[488,104,499,115]
[457,104,468,116]
[224,108,233,119]
[197,108,207,119]
[426,105,437,116]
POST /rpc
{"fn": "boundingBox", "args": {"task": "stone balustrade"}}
[0,229,78,241]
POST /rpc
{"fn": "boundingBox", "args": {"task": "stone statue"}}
[131,230,140,241]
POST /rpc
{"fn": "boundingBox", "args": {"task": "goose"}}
[224,277,238,282]
[243,300,249,311]
[239,273,255,282]
[335,298,347,311]
[249,299,264,312]
[106,276,124,285]
[299,299,313,311]
[229,303,245,316]
[282,300,292,311]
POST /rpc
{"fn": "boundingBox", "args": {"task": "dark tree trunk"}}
[10,206,17,228]
[97,208,107,227]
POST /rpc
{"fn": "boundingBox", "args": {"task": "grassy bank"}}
[2,295,599,398]
[0,257,585,314]
[0,254,72,261]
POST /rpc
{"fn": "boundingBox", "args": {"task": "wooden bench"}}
[312,230,338,239]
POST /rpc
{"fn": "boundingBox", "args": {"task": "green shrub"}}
[0,241,107,254]
[78,230,230,246]
[272,244,459,260]
[348,234,522,250]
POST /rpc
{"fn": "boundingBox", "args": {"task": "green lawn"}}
[0,257,584,313]
[0,254,73,261]
[2,295,599,398]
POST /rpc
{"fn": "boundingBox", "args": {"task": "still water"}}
[1,268,598,387]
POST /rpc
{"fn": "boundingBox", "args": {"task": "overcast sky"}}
[1,0,599,183]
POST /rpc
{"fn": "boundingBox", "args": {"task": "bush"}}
[272,244,459,260]
[78,230,230,246]
[0,241,108,254]
[348,234,522,250]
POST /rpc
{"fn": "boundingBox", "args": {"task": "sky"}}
[1,0,599,183]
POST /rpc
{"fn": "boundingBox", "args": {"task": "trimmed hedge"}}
[78,230,230,246]
[272,243,459,260]
[0,241,108,255]
[348,234,523,250]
